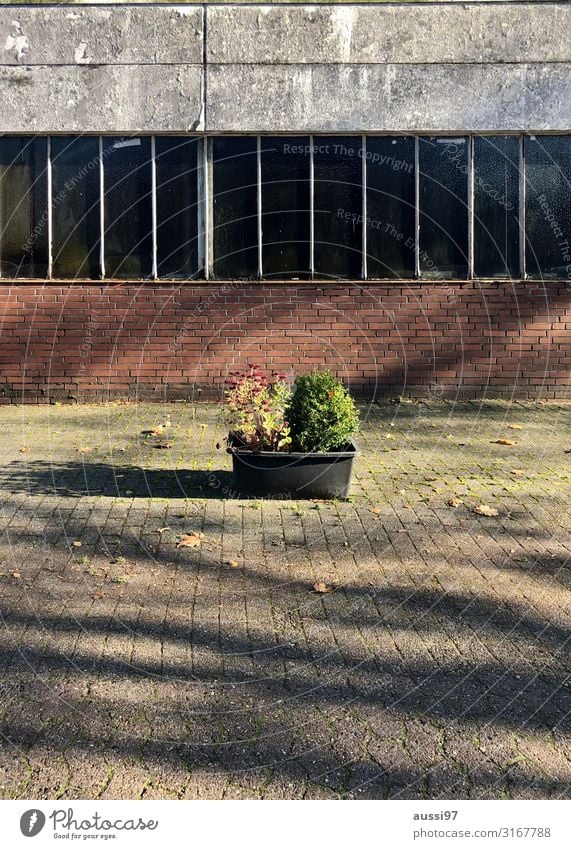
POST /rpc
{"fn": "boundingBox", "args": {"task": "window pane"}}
[419,137,469,279]
[212,137,258,279]
[314,136,362,279]
[0,137,48,278]
[366,137,415,278]
[473,136,520,278]
[261,136,310,279]
[51,136,100,279]
[103,137,152,279]
[525,136,571,278]
[156,136,200,279]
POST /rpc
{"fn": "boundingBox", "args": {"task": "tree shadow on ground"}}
[1,460,235,500]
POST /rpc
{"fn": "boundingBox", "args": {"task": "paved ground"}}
[0,399,569,800]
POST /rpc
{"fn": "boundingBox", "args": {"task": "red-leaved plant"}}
[224,365,292,451]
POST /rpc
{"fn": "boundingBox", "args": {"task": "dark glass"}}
[212,137,258,278]
[261,136,310,279]
[51,136,100,279]
[103,137,152,278]
[0,137,48,278]
[155,136,200,278]
[419,137,469,279]
[366,137,415,278]
[473,136,520,278]
[314,136,362,278]
[525,136,571,278]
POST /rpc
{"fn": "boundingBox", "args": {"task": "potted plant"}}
[225,365,359,499]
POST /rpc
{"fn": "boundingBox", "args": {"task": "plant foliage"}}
[287,370,359,452]
[224,365,291,451]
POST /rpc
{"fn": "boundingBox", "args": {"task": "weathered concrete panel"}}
[0,64,204,133]
[206,63,571,132]
[0,6,203,65]
[207,4,571,65]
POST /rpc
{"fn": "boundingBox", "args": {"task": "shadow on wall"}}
[1,282,570,401]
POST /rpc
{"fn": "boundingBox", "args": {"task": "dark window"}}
[525,136,571,278]
[314,136,362,279]
[261,136,310,279]
[0,137,48,278]
[155,136,200,279]
[473,136,520,278]
[212,137,258,279]
[51,136,100,279]
[366,137,415,278]
[103,137,153,279]
[419,137,469,279]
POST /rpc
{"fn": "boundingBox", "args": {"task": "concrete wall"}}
[0,2,569,133]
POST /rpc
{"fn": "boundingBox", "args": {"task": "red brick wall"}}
[0,282,569,402]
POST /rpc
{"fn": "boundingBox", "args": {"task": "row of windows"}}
[0,134,569,280]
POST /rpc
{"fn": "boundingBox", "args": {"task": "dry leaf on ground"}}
[11,572,21,579]
[226,559,240,569]
[176,531,205,548]
[72,541,82,548]
[156,527,171,534]
[76,446,93,454]
[447,498,464,507]
[19,447,29,453]
[369,507,382,515]
[493,439,516,446]
[313,581,334,594]
[473,504,499,517]
[507,424,523,430]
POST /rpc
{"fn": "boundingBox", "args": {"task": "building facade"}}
[0,1,569,400]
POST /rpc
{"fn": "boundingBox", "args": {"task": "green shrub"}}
[287,370,359,452]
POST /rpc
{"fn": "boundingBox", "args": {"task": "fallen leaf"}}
[226,559,240,569]
[510,469,525,476]
[156,527,171,534]
[369,507,382,515]
[19,447,29,453]
[507,424,523,430]
[493,439,516,446]
[176,531,205,549]
[473,504,499,517]
[154,442,172,449]
[72,541,82,548]
[76,446,93,454]
[313,581,334,594]
[447,498,464,507]
[424,476,438,482]
[11,571,21,579]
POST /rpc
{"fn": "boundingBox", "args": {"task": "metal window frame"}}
[361,134,367,281]
[98,136,105,280]
[22,131,556,284]
[519,134,526,280]
[150,135,158,280]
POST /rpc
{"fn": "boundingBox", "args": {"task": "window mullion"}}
[151,135,158,280]
[520,134,526,279]
[309,135,315,278]
[99,136,105,279]
[361,135,367,280]
[415,136,420,278]
[47,137,53,280]
[468,135,474,279]
[257,135,262,279]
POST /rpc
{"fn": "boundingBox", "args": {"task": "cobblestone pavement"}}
[0,400,569,800]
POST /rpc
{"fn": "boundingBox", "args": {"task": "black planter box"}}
[227,438,359,499]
